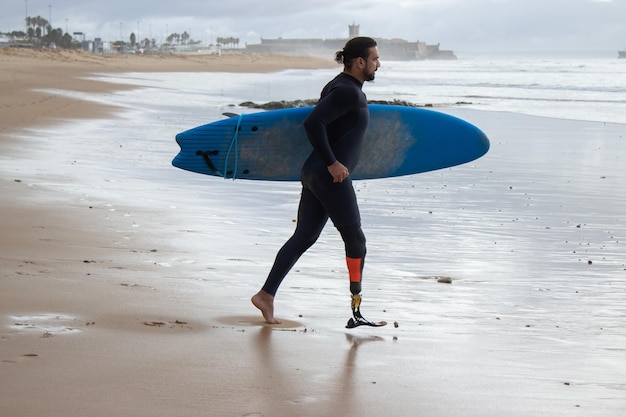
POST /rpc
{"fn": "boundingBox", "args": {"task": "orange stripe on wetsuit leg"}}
[346,257,363,283]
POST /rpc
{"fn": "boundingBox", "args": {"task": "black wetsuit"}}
[261,73,369,296]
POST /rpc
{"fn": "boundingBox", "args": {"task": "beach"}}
[1,48,625,417]
[0,48,336,133]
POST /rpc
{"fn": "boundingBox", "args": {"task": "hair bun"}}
[334,50,345,64]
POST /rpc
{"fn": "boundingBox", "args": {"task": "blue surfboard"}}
[172,104,489,181]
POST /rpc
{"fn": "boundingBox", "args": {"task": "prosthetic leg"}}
[345,257,387,329]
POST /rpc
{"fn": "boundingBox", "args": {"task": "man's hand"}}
[327,161,350,183]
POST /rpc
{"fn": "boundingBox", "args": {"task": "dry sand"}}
[0,48,335,134]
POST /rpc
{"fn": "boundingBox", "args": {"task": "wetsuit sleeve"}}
[303,85,358,166]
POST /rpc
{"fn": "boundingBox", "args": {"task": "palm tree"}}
[181,31,190,44]
[24,16,49,43]
[35,16,48,38]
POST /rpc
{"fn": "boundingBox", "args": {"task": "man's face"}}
[362,46,381,82]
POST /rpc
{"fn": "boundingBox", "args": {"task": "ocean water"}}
[86,55,626,125]
[8,56,626,411]
[372,57,626,125]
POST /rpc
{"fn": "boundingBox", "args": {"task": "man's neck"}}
[342,69,365,85]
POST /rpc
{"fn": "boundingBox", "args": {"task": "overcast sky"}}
[3,0,625,53]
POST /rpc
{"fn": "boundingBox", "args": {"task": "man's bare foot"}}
[251,290,281,324]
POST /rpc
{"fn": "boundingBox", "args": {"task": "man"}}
[252,37,381,327]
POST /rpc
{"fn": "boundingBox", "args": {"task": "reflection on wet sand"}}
[251,325,386,416]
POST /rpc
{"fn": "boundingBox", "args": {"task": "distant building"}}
[167,44,220,55]
[244,24,456,60]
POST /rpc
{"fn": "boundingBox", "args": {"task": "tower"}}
[349,23,360,39]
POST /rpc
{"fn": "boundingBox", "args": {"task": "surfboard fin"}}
[346,295,387,329]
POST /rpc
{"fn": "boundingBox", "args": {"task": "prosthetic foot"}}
[345,294,387,329]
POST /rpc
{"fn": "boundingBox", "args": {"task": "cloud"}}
[3,0,626,52]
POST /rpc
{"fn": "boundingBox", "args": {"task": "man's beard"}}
[364,69,376,82]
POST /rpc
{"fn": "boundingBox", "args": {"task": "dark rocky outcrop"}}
[238,99,472,110]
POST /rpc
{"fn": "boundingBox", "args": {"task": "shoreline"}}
[0,48,336,136]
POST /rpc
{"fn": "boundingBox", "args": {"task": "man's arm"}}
[303,85,355,169]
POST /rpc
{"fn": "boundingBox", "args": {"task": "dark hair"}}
[335,36,377,67]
